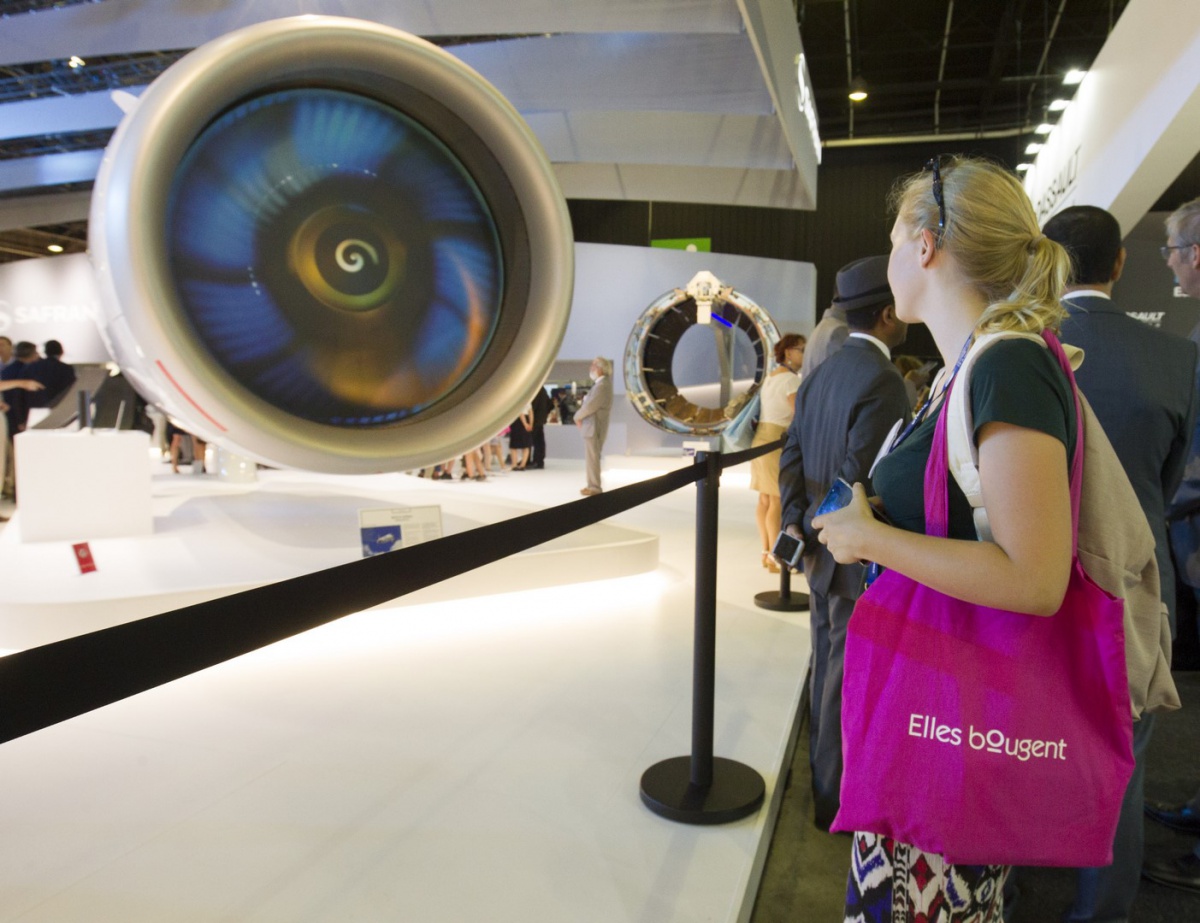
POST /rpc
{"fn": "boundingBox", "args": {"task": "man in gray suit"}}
[1142,195,1200,896]
[800,302,849,378]
[575,356,613,496]
[1041,205,1198,918]
[778,255,910,830]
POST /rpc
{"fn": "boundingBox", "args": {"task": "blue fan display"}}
[167,87,504,427]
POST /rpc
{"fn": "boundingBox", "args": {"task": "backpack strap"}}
[944,330,1085,541]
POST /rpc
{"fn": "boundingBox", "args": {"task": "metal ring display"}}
[624,286,780,436]
[89,16,573,473]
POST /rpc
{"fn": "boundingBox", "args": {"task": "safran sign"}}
[0,253,108,361]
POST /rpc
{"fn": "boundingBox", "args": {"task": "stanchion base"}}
[640,756,765,825]
[754,590,809,611]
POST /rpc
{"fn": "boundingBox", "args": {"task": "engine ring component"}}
[90,16,573,473]
[624,284,780,436]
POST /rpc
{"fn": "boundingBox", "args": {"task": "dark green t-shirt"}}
[872,338,1077,539]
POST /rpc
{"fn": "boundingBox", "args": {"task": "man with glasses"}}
[1143,195,1200,895]
[1159,196,1200,325]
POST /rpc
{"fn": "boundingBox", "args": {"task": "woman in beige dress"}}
[751,333,805,571]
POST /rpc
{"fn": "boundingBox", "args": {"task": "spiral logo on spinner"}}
[289,205,405,312]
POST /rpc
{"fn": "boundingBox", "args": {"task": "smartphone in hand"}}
[772,530,805,570]
[814,478,854,517]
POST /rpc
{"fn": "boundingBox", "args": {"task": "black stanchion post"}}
[640,449,765,824]
[77,390,92,431]
[754,557,809,612]
[692,447,718,788]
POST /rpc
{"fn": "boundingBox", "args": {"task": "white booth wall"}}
[0,244,816,459]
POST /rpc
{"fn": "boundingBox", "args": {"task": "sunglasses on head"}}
[924,156,946,248]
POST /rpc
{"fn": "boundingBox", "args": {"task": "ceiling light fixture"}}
[67,55,86,69]
[1063,69,1086,85]
[1016,163,1033,173]
[47,244,63,253]
[1034,123,1054,135]
[848,77,868,102]
[1025,142,1042,154]
[1048,99,1070,111]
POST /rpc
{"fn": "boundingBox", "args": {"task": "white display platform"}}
[0,464,660,650]
[14,429,152,543]
[0,458,811,923]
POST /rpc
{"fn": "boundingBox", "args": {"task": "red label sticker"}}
[72,542,97,574]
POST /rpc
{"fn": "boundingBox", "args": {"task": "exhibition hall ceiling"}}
[0,0,1133,262]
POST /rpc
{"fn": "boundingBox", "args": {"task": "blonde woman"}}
[750,334,805,571]
[812,156,1074,921]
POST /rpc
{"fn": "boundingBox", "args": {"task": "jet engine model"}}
[624,273,780,436]
[89,16,573,473]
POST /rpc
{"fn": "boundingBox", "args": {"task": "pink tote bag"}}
[830,330,1134,867]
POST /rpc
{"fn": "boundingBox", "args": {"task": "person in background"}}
[801,301,849,378]
[1143,194,1200,896]
[529,384,554,469]
[750,333,805,573]
[25,339,75,407]
[892,354,934,411]
[575,357,613,496]
[460,447,487,481]
[2,341,40,441]
[814,156,1076,920]
[482,430,507,472]
[508,404,534,471]
[0,342,43,503]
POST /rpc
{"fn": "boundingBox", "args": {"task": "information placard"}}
[359,506,443,558]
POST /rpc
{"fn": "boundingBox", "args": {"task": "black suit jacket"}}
[779,337,910,599]
[25,357,76,407]
[0,359,29,432]
[1060,293,1198,621]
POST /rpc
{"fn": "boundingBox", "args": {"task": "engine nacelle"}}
[90,16,573,473]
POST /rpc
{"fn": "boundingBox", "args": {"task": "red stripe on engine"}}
[155,360,228,433]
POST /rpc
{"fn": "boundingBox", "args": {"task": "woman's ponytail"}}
[891,157,1069,336]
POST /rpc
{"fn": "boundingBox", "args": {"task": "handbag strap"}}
[924,329,1084,548]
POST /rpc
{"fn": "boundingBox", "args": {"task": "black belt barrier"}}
[0,440,781,746]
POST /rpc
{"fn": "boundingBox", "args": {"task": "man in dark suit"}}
[1,341,38,437]
[778,255,910,830]
[25,339,75,408]
[529,384,554,469]
[1142,195,1200,895]
[1042,205,1198,918]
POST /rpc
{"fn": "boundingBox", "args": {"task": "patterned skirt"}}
[845,833,1007,923]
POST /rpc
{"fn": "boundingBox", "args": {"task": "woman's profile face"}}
[887,217,924,324]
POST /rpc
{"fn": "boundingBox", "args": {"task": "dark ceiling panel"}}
[0,0,1178,264]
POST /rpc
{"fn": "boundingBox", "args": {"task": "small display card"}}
[72,542,97,574]
[359,506,443,558]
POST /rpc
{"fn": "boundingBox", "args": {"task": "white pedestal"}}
[215,445,257,483]
[14,430,153,543]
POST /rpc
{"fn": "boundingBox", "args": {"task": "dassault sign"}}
[1021,0,1200,233]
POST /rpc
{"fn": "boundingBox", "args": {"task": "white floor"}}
[0,453,812,923]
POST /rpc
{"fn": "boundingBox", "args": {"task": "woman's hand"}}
[811,482,882,564]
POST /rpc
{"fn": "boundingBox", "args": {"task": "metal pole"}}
[690,449,719,787]
[639,447,765,824]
